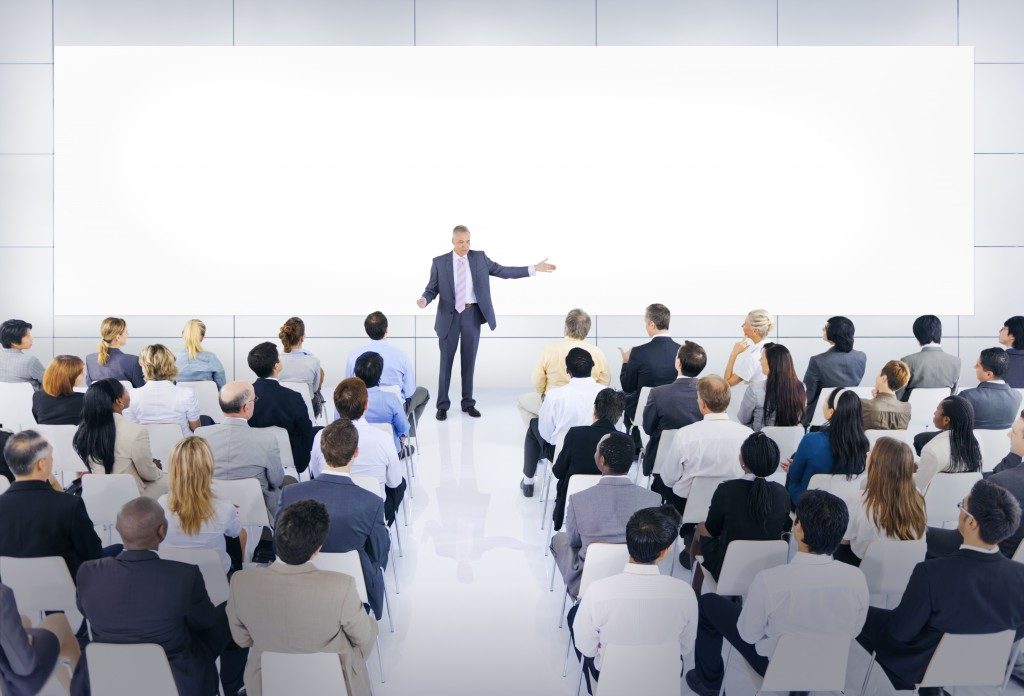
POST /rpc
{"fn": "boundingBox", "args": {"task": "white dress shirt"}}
[122,380,200,434]
[737,552,869,658]
[843,491,924,559]
[572,563,698,670]
[158,494,242,574]
[733,339,767,384]
[538,377,610,449]
[660,413,751,498]
[309,417,403,488]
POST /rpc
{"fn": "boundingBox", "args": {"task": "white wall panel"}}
[955,337,1003,390]
[54,0,233,46]
[0,155,52,245]
[959,0,1024,63]
[0,0,52,63]
[53,315,234,338]
[415,0,595,45]
[975,64,1024,153]
[234,0,413,46]
[959,247,1024,337]
[596,0,775,46]
[0,247,52,336]
[778,315,960,338]
[779,0,956,46]
[0,65,51,153]
[975,155,1024,245]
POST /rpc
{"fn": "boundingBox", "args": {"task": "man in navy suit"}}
[247,341,315,474]
[959,347,1022,429]
[416,225,555,420]
[279,419,391,619]
[618,303,681,430]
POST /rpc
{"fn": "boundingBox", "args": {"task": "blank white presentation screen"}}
[55,46,973,316]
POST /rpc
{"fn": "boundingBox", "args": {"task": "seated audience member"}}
[736,342,806,432]
[353,351,410,454]
[785,388,869,506]
[803,316,868,426]
[345,311,430,434]
[723,309,774,387]
[1000,316,1024,388]
[0,582,80,695]
[0,319,44,389]
[159,437,244,575]
[641,341,707,475]
[309,378,406,525]
[516,308,610,426]
[32,355,86,425]
[915,396,983,493]
[899,315,961,398]
[247,341,315,475]
[689,433,791,591]
[521,348,606,498]
[857,480,1024,694]
[861,360,912,430]
[655,376,751,517]
[551,389,625,530]
[0,430,102,579]
[277,316,324,405]
[73,497,238,696]
[956,347,1021,430]
[618,303,680,429]
[570,506,697,695]
[227,500,378,696]
[196,381,286,518]
[550,432,661,598]
[175,318,226,389]
[280,420,391,620]
[686,490,869,696]
[993,410,1024,474]
[123,344,201,433]
[85,317,144,387]
[838,437,926,566]
[74,379,166,498]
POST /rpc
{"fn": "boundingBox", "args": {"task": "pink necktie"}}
[455,257,467,313]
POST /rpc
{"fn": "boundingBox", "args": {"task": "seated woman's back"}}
[85,317,144,387]
[277,316,322,399]
[915,395,983,492]
[122,344,201,433]
[32,355,86,425]
[175,319,226,389]
[785,389,868,505]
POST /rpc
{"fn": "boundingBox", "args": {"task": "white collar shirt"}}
[659,413,751,498]
[844,491,924,559]
[452,251,477,304]
[960,543,1000,554]
[309,417,403,488]
[733,338,768,384]
[538,377,608,447]
[122,380,200,434]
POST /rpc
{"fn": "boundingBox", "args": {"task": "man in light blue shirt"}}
[353,351,410,455]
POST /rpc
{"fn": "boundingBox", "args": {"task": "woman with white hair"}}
[724,309,774,386]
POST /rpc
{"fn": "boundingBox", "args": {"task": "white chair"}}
[811,386,873,426]
[702,540,788,597]
[0,382,35,431]
[859,539,926,609]
[261,425,296,472]
[0,556,84,631]
[646,428,680,488]
[807,472,866,500]
[1013,538,1024,563]
[81,474,140,545]
[865,429,918,455]
[976,428,1012,472]
[548,475,602,591]
[34,424,89,486]
[737,633,851,694]
[681,476,730,525]
[727,382,748,421]
[0,477,9,494]
[597,642,680,696]
[145,423,187,464]
[924,472,983,528]
[632,385,654,451]
[158,546,230,606]
[262,652,348,696]
[908,387,952,429]
[86,643,178,696]
[281,381,317,423]
[351,473,403,605]
[560,543,630,675]
[212,478,270,563]
[178,380,224,422]
[369,421,414,505]
[761,425,804,460]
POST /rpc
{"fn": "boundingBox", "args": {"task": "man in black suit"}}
[73,497,237,696]
[247,341,315,474]
[641,340,707,476]
[416,225,555,420]
[551,388,625,530]
[959,348,1022,429]
[0,430,102,580]
[618,303,681,431]
[279,419,391,619]
[858,479,1024,694]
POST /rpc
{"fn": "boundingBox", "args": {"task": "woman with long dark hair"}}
[916,395,983,492]
[737,342,806,431]
[784,388,869,505]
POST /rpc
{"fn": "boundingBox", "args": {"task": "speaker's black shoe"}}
[520,479,534,498]
[462,405,481,417]
[436,409,447,421]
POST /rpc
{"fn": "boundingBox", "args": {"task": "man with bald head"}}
[196,380,288,517]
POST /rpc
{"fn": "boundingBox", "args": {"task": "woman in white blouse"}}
[123,344,202,433]
[159,436,244,575]
[723,308,773,386]
[915,395,983,493]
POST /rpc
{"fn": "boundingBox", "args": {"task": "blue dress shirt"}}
[345,340,416,401]
[175,350,226,390]
[363,386,410,452]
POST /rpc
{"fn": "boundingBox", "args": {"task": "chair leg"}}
[1001,640,1022,695]
[404,452,414,500]
[549,554,558,592]
[562,630,575,677]
[860,655,875,696]
[540,472,552,532]
[390,551,400,594]
[376,634,386,683]
[402,496,411,527]
[576,663,584,696]
[383,585,395,634]
[558,592,569,629]
[394,521,404,558]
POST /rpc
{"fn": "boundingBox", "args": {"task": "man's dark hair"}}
[825,316,856,353]
[593,389,626,424]
[275,500,331,565]
[565,347,595,379]
[979,347,1009,379]
[2,430,51,477]
[247,341,279,379]
[598,431,634,475]
[319,418,359,469]
[364,312,388,341]
[1005,316,1024,350]
[795,489,849,555]
[0,319,31,349]
[354,352,384,389]
[333,377,368,420]
[912,315,942,346]
[645,304,671,331]
[677,341,707,378]
[967,479,1022,546]
[626,506,681,563]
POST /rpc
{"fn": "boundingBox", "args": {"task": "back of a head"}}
[645,303,671,331]
[626,506,681,563]
[0,319,31,349]
[364,311,388,341]
[979,347,1009,379]
[218,381,253,415]
[745,309,774,340]
[279,316,305,353]
[593,388,626,424]
[139,344,179,382]
[247,341,279,379]
[697,375,730,413]
[333,377,368,420]
[97,317,126,365]
[565,347,595,379]
[116,496,167,549]
[320,418,359,469]
[73,379,123,473]
[825,316,856,353]
[968,479,1022,546]
[941,395,982,472]
[3,430,51,478]
[1005,316,1024,350]
[182,319,207,360]
[166,437,216,537]
[795,489,849,555]
[563,308,592,341]
[880,360,911,391]
[42,355,84,398]
[354,352,384,389]
[825,389,869,479]
[677,341,707,378]
[740,432,781,532]
[912,315,942,346]
[275,499,331,565]
[598,431,635,475]
[864,437,925,540]
[763,343,806,426]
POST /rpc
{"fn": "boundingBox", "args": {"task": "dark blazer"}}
[421,249,530,339]
[249,377,314,473]
[551,419,617,530]
[280,475,391,619]
[699,478,792,580]
[72,550,226,696]
[803,347,867,425]
[1006,349,1024,389]
[958,381,1022,430]
[0,480,101,579]
[0,582,62,696]
[640,376,702,476]
[620,336,681,426]
[987,456,1024,557]
[31,391,84,425]
[84,348,145,388]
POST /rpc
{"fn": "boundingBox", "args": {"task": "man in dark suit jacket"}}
[618,303,681,429]
[416,225,555,420]
[958,348,1022,430]
[803,316,867,426]
[0,430,102,580]
[246,342,315,473]
[641,341,707,476]
[73,497,234,696]
[858,479,1024,693]
[279,419,391,619]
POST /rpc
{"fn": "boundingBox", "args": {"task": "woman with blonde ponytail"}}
[85,317,145,387]
[175,319,226,389]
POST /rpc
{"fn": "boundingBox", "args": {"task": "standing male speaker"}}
[416,225,555,420]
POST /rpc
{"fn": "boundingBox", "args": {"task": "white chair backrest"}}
[0,477,8,495]
[34,424,89,484]
[212,478,270,527]
[280,381,316,422]
[146,423,186,464]
[262,652,348,696]
[859,539,926,608]
[351,474,384,500]
[177,381,224,423]
[635,386,653,447]
[310,551,368,604]
[908,388,951,428]
[807,473,865,499]
[865,429,918,455]
[1014,538,1024,563]
[761,425,805,460]
[86,643,178,696]
[758,634,851,692]
[727,382,747,421]
[924,472,983,527]
[262,425,295,470]
[370,422,394,437]
[119,380,133,392]
[0,556,84,630]
[158,546,230,606]
[81,474,140,527]
[579,543,629,598]
[650,428,680,476]
[379,384,401,396]
[0,382,35,431]
[598,642,679,696]
[715,540,788,597]
[566,474,602,500]
[680,476,730,525]
[975,428,1012,472]
[920,630,1016,687]
[812,387,873,426]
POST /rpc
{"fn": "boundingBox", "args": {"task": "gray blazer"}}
[899,346,961,398]
[195,418,285,516]
[803,347,867,425]
[959,381,1023,430]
